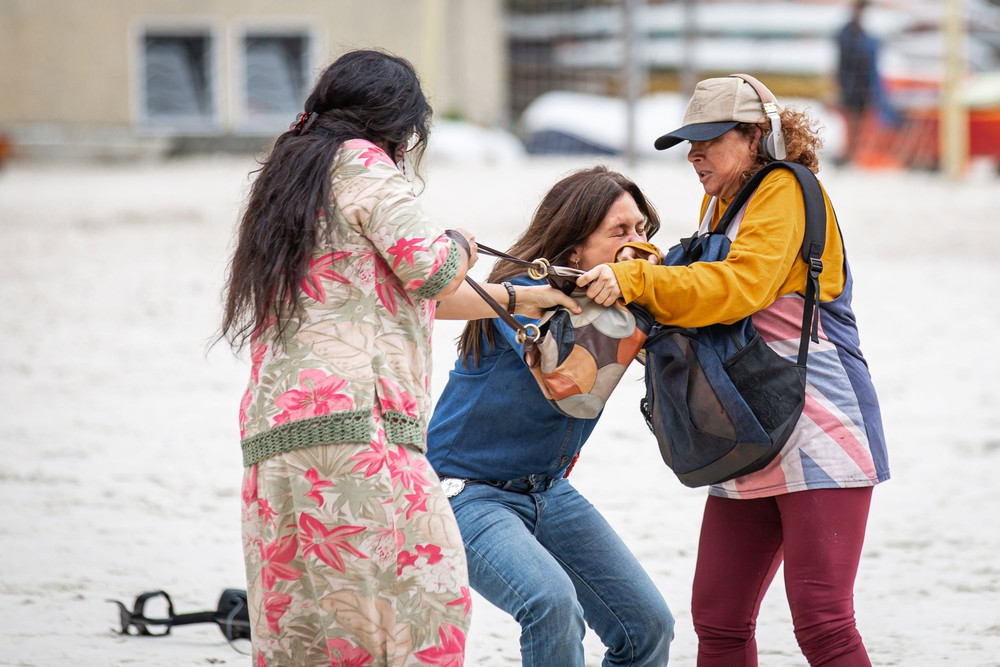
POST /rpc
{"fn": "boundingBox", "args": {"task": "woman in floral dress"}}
[220,49,575,667]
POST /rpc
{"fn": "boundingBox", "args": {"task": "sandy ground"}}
[1,153,999,666]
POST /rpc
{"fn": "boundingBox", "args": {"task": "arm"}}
[431,228,477,300]
[435,281,581,320]
[331,140,472,300]
[571,240,662,307]
[580,172,809,327]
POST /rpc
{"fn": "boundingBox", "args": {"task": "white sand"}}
[1,153,998,666]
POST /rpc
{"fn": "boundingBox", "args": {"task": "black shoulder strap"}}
[787,163,827,362]
[713,161,782,238]
[714,161,827,365]
[714,162,824,260]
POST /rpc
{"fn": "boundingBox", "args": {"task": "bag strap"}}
[713,161,826,366]
[475,241,547,273]
[446,232,541,344]
[462,273,540,343]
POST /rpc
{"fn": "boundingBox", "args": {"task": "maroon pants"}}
[692,487,873,667]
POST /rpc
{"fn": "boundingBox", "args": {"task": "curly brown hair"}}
[735,107,824,186]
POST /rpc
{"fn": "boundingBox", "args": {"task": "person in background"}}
[836,0,878,165]
[427,166,675,667]
[581,75,889,666]
[219,48,577,666]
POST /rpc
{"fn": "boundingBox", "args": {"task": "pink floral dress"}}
[239,140,471,666]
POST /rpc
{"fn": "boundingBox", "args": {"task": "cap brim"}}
[653,121,739,150]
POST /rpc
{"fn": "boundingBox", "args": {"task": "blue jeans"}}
[449,475,674,666]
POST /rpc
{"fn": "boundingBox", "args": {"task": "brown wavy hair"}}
[457,165,660,366]
[735,107,824,185]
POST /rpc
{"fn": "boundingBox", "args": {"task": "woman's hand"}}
[516,285,582,318]
[576,264,622,306]
[435,282,580,320]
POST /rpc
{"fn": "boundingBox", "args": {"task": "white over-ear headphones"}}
[730,73,786,161]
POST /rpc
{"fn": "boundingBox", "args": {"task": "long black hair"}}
[220,49,432,350]
[457,166,660,365]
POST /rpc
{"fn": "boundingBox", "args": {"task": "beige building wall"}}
[0,0,506,154]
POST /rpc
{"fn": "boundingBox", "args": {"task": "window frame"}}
[132,20,223,133]
[232,22,320,135]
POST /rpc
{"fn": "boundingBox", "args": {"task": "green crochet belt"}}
[241,410,425,467]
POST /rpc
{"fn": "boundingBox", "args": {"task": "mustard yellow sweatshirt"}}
[609,169,845,328]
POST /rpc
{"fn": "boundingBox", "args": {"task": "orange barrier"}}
[847,107,1000,170]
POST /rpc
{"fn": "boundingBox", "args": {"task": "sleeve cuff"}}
[413,240,461,299]
[614,240,662,262]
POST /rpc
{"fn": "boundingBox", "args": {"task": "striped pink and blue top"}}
[711,262,890,499]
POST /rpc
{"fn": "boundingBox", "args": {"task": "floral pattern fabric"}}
[239,139,462,465]
[236,139,470,664]
[242,408,471,666]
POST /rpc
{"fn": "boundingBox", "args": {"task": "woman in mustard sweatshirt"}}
[580,74,888,667]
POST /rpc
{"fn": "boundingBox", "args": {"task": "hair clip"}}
[290,112,318,135]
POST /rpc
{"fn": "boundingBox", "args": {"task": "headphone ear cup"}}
[760,130,776,160]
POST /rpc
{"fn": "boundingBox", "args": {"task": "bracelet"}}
[501,281,516,314]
